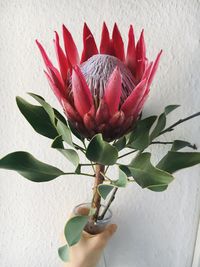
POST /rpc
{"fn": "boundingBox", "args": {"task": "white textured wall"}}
[0,1,200,266]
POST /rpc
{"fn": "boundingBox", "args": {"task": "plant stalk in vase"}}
[0,23,200,263]
[92,164,105,222]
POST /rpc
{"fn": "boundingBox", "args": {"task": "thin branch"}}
[158,112,200,136]
[80,163,96,166]
[72,142,86,152]
[104,165,110,174]
[98,187,118,220]
[100,172,112,181]
[118,149,137,159]
[63,172,95,177]
[151,141,174,145]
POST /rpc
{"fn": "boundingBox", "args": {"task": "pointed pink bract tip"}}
[35,39,41,46]
[84,22,88,29]
[129,25,133,31]
[54,31,58,37]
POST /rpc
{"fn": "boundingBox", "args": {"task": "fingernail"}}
[111,224,118,233]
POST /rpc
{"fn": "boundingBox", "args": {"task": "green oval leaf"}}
[58,245,69,262]
[113,136,126,151]
[112,168,128,187]
[28,93,55,125]
[98,184,114,199]
[118,165,132,177]
[56,119,73,147]
[86,134,118,165]
[52,136,79,168]
[64,215,88,246]
[128,116,157,150]
[171,140,197,151]
[157,151,200,173]
[28,93,73,147]
[0,151,64,182]
[165,105,180,115]
[128,152,174,191]
[150,105,180,140]
[68,121,85,142]
[16,96,58,139]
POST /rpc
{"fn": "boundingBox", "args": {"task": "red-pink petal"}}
[47,66,65,94]
[95,99,110,124]
[61,99,82,122]
[72,66,93,117]
[36,39,63,86]
[63,24,80,69]
[147,50,162,88]
[54,32,68,82]
[112,23,125,62]
[126,25,136,74]
[109,111,125,127]
[100,22,111,54]
[81,23,98,63]
[83,111,96,130]
[44,71,63,102]
[136,29,146,61]
[36,40,53,69]
[121,79,147,116]
[134,91,149,117]
[104,67,122,116]
[135,30,146,81]
[142,62,153,80]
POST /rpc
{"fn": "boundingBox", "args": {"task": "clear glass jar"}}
[73,202,112,235]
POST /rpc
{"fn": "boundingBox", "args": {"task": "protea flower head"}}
[36,23,162,141]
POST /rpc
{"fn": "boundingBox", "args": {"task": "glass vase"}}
[73,202,112,267]
[73,202,112,234]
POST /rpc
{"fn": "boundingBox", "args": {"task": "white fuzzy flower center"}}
[80,54,135,104]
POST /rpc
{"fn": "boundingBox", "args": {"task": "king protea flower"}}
[36,23,162,141]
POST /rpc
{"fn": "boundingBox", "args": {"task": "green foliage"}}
[56,119,73,147]
[113,136,126,151]
[3,94,200,264]
[86,134,118,165]
[98,168,127,199]
[16,96,58,139]
[64,215,89,246]
[171,140,196,151]
[52,136,79,168]
[28,93,56,125]
[128,152,174,191]
[98,184,114,199]
[157,151,200,173]
[58,245,69,262]
[68,121,85,142]
[150,105,180,140]
[0,151,64,182]
[112,168,128,187]
[127,116,157,150]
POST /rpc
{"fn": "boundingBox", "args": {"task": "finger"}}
[95,224,117,245]
[76,206,90,216]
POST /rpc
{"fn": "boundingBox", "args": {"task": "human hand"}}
[64,208,117,267]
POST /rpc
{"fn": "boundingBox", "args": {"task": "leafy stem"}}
[63,172,95,177]
[158,112,200,136]
[151,141,174,145]
[73,143,86,153]
[98,187,118,220]
[118,149,137,159]
[100,171,112,181]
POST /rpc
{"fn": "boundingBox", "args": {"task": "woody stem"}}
[91,164,105,221]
